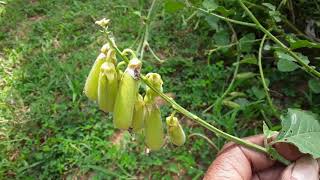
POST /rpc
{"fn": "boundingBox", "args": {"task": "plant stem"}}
[208,39,262,54]
[142,77,269,154]
[258,35,279,119]
[238,0,320,78]
[190,5,256,28]
[105,33,268,155]
[214,22,240,115]
[138,0,157,59]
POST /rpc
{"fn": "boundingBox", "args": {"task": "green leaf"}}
[202,0,218,10]
[239,54,257,65]
[187,0,202,6]
[262,3,276,11]
[164,0,185,13]
[214,6,234,17]
[277,58,299,72]
[290,40,320,49]
[269,10,281,22]
[205,15,219,30]
[234,98,249,107]
[251,86,265,99]
[276,109,320,159]
[213,31,229,46]
[239,33,255,53]
[275,51,309,72]
[308,79,320,94]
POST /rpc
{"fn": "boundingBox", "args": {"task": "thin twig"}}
[258,34,279,119]
[190,5,256,28]
[188,133,219,151]
[213,22,240,115]
[238,0,320,78]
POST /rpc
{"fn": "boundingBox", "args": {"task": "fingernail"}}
[292,156,319,180]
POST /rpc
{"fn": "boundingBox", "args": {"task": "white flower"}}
[95,18,110,28]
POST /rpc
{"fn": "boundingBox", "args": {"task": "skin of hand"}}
[204,135,320,180]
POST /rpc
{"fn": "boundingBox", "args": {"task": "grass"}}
[0,0,219,178]
[1,0,319,179]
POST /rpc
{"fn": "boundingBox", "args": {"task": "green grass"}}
[1,0,319,179]
[0,0,218,178]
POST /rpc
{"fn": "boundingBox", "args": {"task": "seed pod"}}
[132,94,145,132]
[222,100,241,109]
[144,73,163,103]
[84,53,107,101]
[166,115,186,146]
[236,72,256,80]
[144,104,164,151]
[98,62,118,112]
[113,58,142,129]
[229,92,246,98]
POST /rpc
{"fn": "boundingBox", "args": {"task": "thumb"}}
[280,156,319,180]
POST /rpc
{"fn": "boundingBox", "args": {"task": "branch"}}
[189,5,256,28]
[238,0,320,78]
[105,32,271,155]
[258,34,280,119]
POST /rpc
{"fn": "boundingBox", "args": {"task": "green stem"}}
[147,43,165,63]
[277,0,287,10]
[138,0,157,59]
[190,5,256,28]
[208,38,262,54]
[258,35,279,119]
[104,33,268,155]
[214,22,240,114]
[143,77,268,154]
[245,1,316,42]
[238,0,320,78]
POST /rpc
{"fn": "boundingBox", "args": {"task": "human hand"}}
[204,135,320,180]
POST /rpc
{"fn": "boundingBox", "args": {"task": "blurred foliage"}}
[0,0,319,179]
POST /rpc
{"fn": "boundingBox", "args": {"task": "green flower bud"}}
[84,53,107,101]
[132,94,145,132]
[113,58,142,129]
[144,73,163,103]
[166,115,186,146]
[144,104,164,151]
[98,62,118,112]
[222,100,241,109]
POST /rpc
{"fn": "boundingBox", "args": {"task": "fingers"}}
[252,165,285,180]
[204,135,275,180]
[221,135,276,171]
[203,144,252,180]
[204,134,312,180]
[280,156,319,180]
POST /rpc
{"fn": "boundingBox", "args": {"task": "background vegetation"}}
[1,0,319,179]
